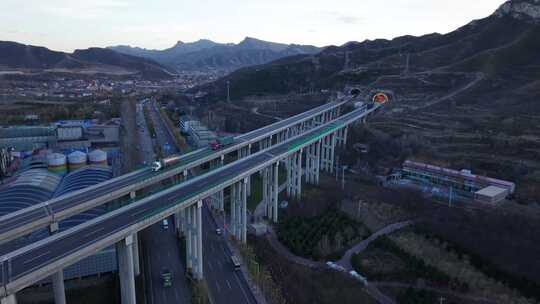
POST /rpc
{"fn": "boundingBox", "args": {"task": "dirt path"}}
[336,220,414,270]
[264,221,415,304]
[412,72,484,110]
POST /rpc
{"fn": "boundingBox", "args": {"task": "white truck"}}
[151,154,183,172]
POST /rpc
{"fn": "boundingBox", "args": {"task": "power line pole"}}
[341,166,345,190]
[448,186,453,208]
[227,81,231,103]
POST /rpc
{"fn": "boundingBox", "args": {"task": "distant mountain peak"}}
[238,36,268,46]
[495,0,540,21]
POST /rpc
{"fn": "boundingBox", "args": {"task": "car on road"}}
[215,228,222,235]
[161,269,172,287]
[162,219,169,230]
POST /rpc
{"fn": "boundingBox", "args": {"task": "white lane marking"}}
[215,280,221,293]
[234,272,252,304]
[145,240,155,304]
[226,279,232,289]
[23,251,50,265]
[83,227,105,238]
[131,207,152,218]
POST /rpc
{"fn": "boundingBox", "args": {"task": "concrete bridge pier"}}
[270,162,279,222]
[174,211,184,237]
[314,114,322,127]
[305,141,321,185]
[186,206,193,271]
[132,233,140,276]
[320,136,328,172]
[321,133,336,173]
[117,235,136,304]
[287,150,303,200]
[186,201,203,280]
[330,132,336,174]
[262,166,270,219]
[241,178,247,243]
[230,179,248,243]
[48,223,66,304]
[238,146,252,196]
[51,271,66,304]
[263,163,279,221]
[339,126,348,147]
[1,295,16,304]
[216,190,224,212]
[259,136,271,151]
[286,156,291,197]
[246,145,252,196]
[211,156,225,210]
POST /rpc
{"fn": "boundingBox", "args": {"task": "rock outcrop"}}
[495,0,540,21]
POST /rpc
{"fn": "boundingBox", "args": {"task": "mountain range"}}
[192,0,540,286]
[0,41,174,79]
[197,0,540,102]
[108,37,322,72]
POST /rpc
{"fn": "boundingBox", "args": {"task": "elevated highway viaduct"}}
[0,102,382,304]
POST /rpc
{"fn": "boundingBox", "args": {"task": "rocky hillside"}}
[0,41,173,79]
[197,0,540,202]
[109,37,321,72]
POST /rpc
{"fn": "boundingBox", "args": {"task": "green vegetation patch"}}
[351,237,467,291]
[277,209,369,260]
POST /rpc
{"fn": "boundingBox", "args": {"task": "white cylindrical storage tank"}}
[88,149,108,166]
[68,151,87,171]
[47,153,67,176]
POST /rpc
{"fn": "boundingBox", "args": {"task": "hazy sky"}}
[1,0,505,52]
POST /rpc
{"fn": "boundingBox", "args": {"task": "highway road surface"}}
[147,100,256,303]
[138,100,191,304]
[202,204,257,304]
[0,98,348,244]
[0,106,374,295]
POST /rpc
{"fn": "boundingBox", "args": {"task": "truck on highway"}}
[209,136,234,150]
[231,255,241,270]
[151,154,183,172]
[161,269,172,287]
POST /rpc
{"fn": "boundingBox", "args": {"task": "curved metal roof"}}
[54,165,112,231]
[55,165,112,197]
[0,165,112,243]
[0,169,61,215]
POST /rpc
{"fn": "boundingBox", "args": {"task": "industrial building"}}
[178,115,216,148]
[0,127,56,151]
[0,120,120,153]
[400,160,515,204]
[0,153,117,282]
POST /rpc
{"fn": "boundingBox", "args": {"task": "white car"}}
[349,270,369,286]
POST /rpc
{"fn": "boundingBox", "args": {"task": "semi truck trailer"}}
[151,154,183,172]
